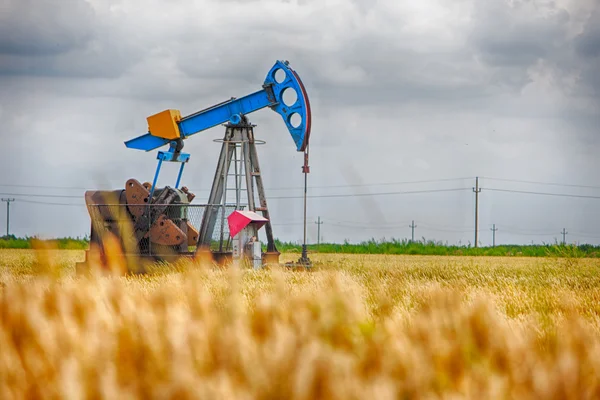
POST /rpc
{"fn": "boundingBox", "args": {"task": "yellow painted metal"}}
[147,109,182,140]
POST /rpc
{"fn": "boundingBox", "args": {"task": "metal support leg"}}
[241,131,258,242]
[249,131,278,255]
[219,145,229,252]
[196,127,235,249]
[175,162,186,189]
[242,138,256,212]
[149,158,163,200]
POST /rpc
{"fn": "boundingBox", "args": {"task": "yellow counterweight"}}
[147,109,182,140]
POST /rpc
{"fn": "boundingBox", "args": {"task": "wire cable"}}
[0,183,90,190]
[0,187,470,203]
[0,192,82,199]
[481,177,600,190]
[270,187,471,200]
[254,177,475,191]
[16,199,85,207]
[0,177,474,193]
[482,187,600,200]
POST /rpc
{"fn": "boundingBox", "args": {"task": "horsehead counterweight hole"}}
[289,113,302,128]
[274,68,286,83]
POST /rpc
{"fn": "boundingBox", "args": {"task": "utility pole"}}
[491,224,498,247]
[315,216,323,247]
[561,228,568,245]
[473,177,481,248]
[409,220,417,242]
[1,198,15,237]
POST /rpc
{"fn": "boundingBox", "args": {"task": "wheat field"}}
[2,248,600,399]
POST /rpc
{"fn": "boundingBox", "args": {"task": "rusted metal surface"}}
[132,188,179,240]
[84,190,125,220]
[81,173,248,273]
[125,178,150,217]
[186,221,199,246]
[262,251,280,265]
[181,186,195,202]
[147,215,186,246]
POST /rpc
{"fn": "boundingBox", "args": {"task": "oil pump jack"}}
[79,60,312,271]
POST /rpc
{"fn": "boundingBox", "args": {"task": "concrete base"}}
[262,251,281,265]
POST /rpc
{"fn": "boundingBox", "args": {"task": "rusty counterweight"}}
[80,179,199,270]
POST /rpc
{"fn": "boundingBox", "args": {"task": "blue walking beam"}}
[124,60,311,153]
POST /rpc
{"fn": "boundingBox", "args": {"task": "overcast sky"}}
[0,0,599,246]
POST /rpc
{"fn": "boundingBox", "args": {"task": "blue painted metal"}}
[175,163,185,189]
[229,114,242,125]
[263,60,312,151]
[149,158,163,200]
[147,149,190,197]
[178,90,272,139]
[156,150,190,163]
[124,60,311,152]
[125,134,168,152]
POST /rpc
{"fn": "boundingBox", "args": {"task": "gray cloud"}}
[470,1,571,68]
[576,7,600,58]
[0,0,142,77]
[468,0,599,107]
[574,6,600,98]
[0,0,95,56]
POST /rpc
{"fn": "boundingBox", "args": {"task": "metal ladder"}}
[196,119,278,258]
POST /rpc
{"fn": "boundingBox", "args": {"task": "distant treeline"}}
[1,235,599,257]
[274,238,600,258]
[0,235,89,250]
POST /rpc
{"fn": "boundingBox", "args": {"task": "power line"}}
[483,188,600,200]
[0,176,474,192]
[251,218,475,232]
[6,175,597,192]
[327,222,473,233]
[0,183,90,190]
[329,223,401,230]
[418,221,473,230]
[494,222,556,232]
[0,192,81,199]
[270,187,471,200]
[326,218,412,227]
[16,199,85,206]
[416,226,473,233]
[262,177,474,191]
[481,177,600,190]
[496,227,556,235]
[0,186,468,205]
[0,187,469,201]
[568,232,600,240]
[4,176,600,197]
[499,230,557,237]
